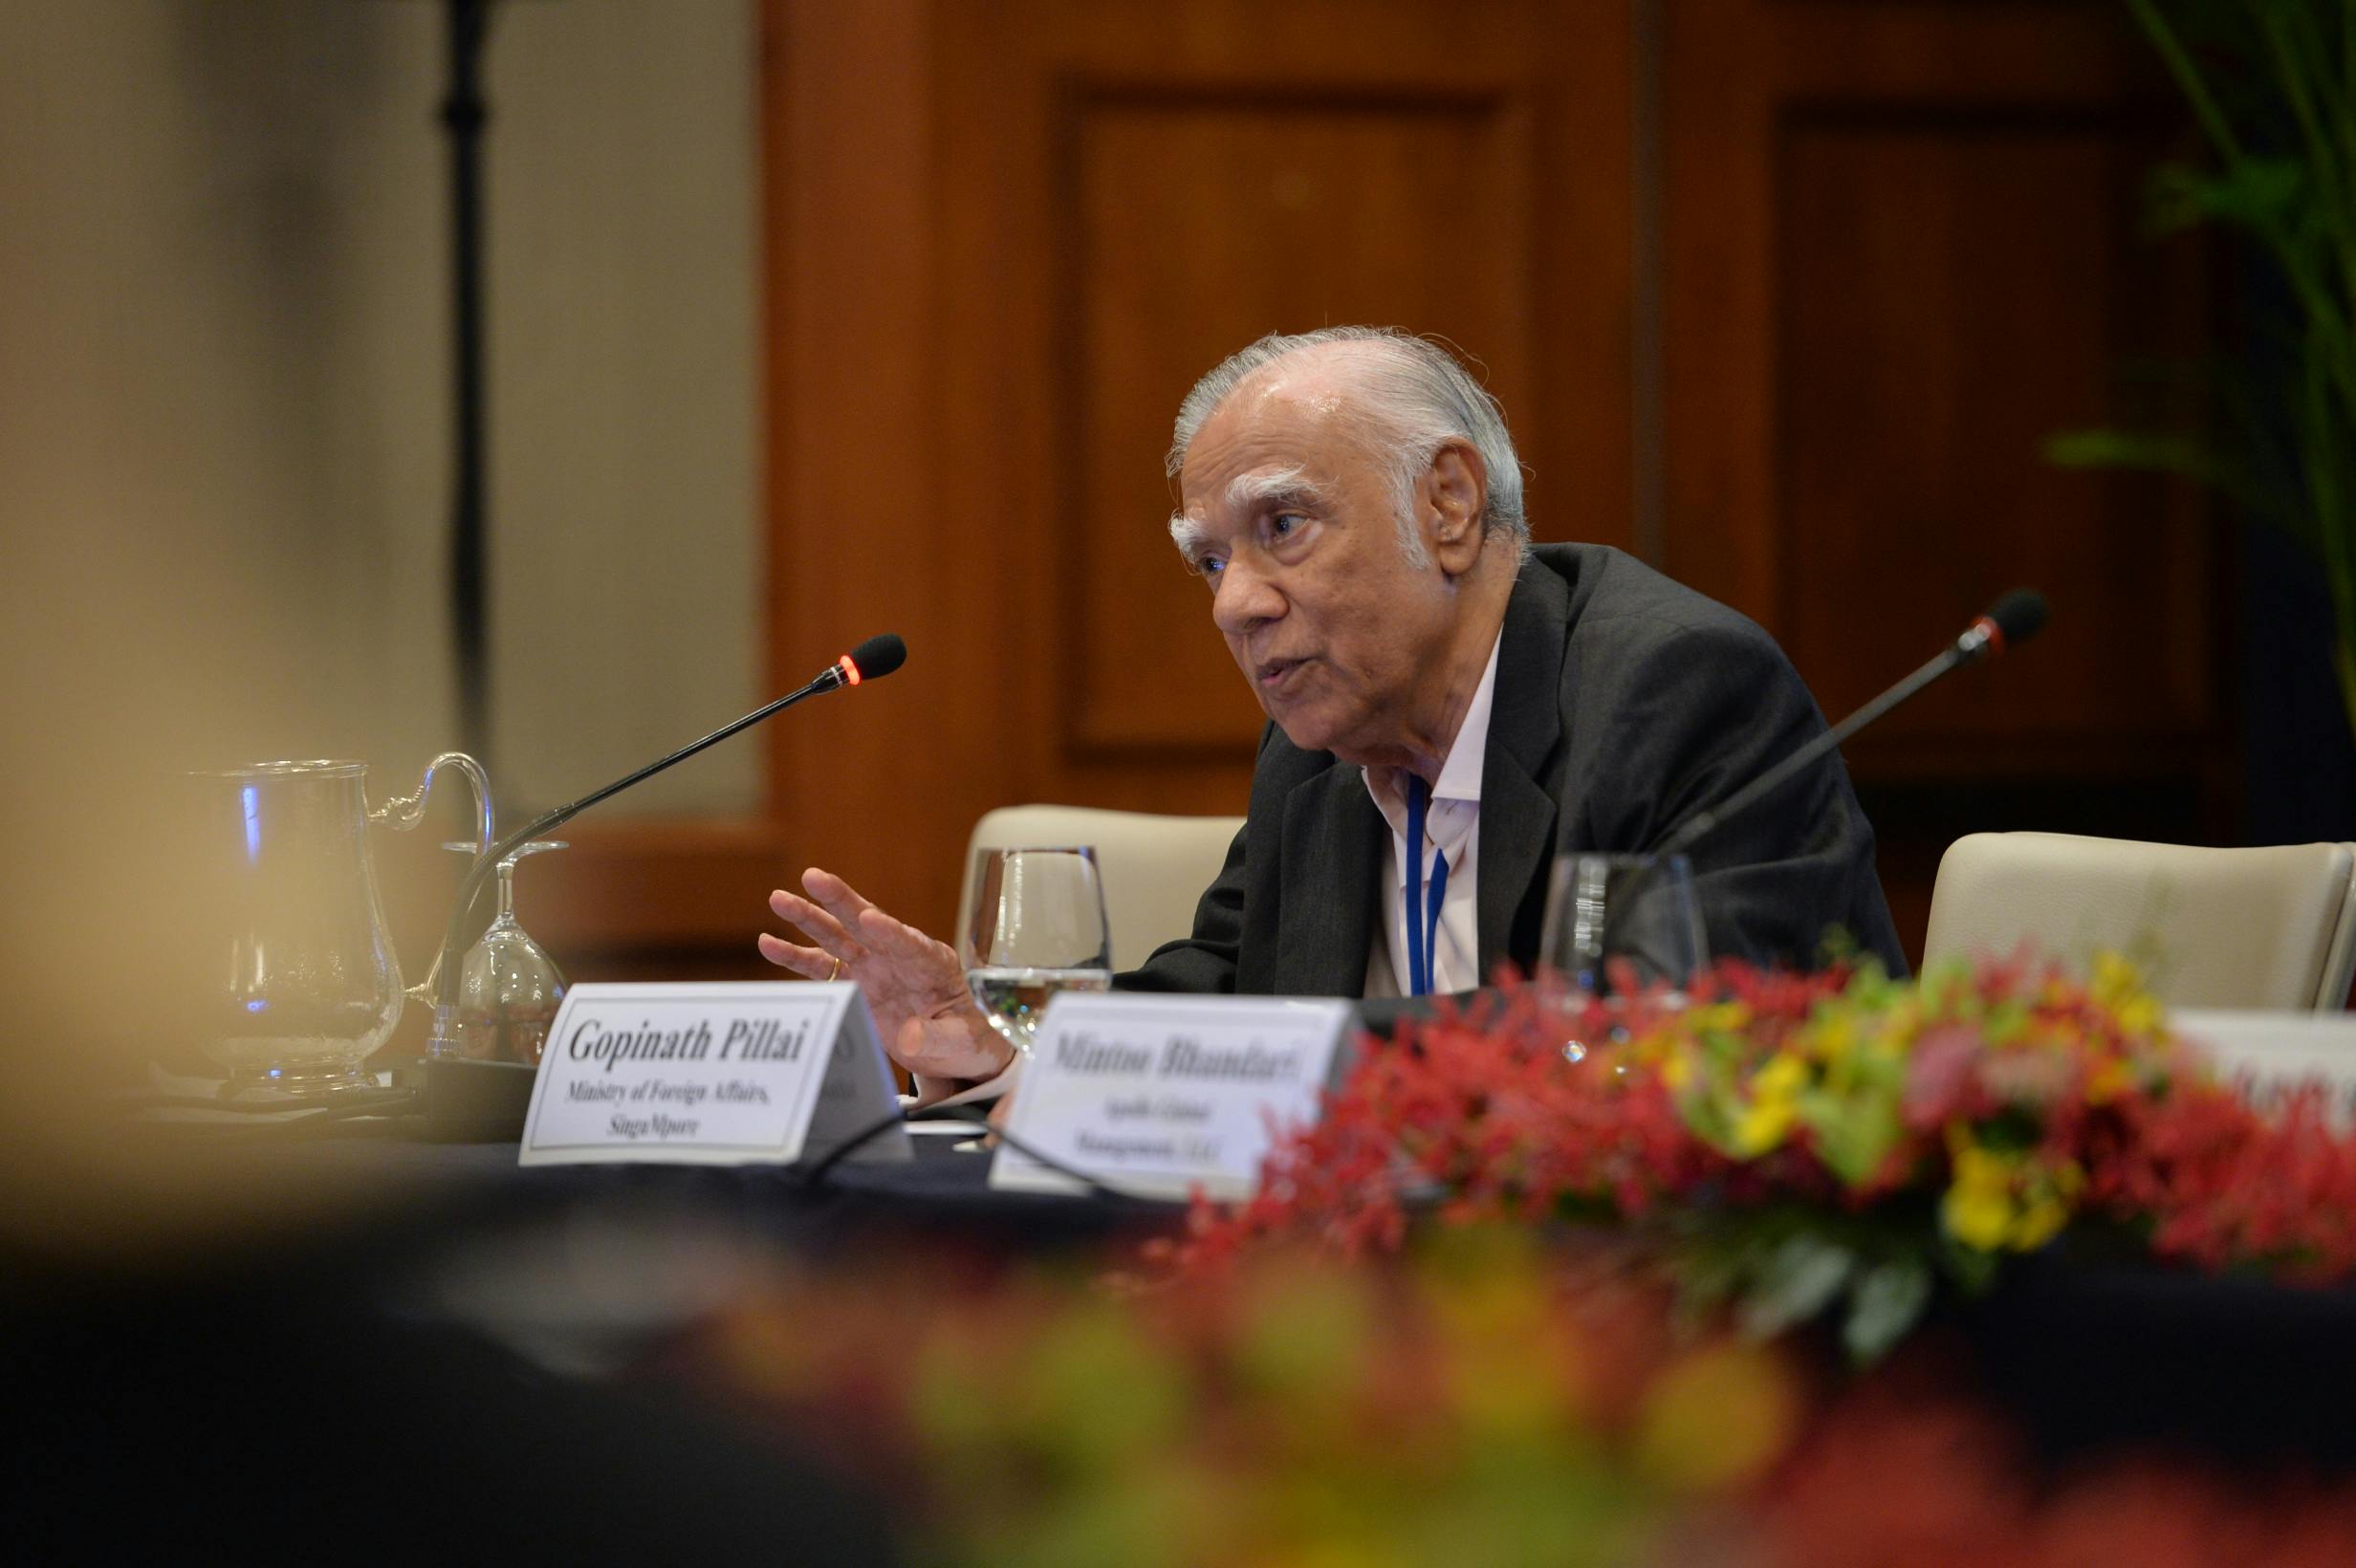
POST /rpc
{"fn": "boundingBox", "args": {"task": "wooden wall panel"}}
[1067,93,1538,755]
[1663,0,2229,960]
[1775,111,2214,773]
[763,0,1635,940]
[562,0,2226,980]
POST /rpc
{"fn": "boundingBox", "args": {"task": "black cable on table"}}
[799,1104,1173,1204]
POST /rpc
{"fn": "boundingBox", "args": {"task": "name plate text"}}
[520,982,909,1166]
[991,993,1350,1200]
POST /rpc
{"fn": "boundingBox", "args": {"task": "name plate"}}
[2176,1009,2356,1125]
[990,993,1351,1200]
[519,982,910,1167]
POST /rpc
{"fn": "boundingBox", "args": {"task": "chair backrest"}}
[958,805,1247,971]
[1922,832,2356,1011]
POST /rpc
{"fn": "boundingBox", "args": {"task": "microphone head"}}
[842,633,906,684]
[1986,589,2049,648]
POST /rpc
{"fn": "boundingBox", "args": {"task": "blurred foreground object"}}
[675,1229,2356,1567]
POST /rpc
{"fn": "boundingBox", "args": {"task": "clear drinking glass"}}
[961,846,1114,1056]
[1538,853,1710,1059]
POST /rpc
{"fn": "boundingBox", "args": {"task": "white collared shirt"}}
[1361,631,1502,997]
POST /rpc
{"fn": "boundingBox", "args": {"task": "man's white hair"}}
[1166,327,1530,566]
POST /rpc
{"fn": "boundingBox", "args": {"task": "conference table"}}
[123,1117,2356,1451]
[19,1076,2356,1560]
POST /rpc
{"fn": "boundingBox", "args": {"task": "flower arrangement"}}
[1161,951,2356,1359]
[680,1228,2356,1567]
[651,950,2356,1563]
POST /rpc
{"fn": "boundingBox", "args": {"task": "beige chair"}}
[1922,832,2356,1011]
[958,805,1247,970]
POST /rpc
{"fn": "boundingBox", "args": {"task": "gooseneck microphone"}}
[427,634,906,1026]
[1659,591,2048,857]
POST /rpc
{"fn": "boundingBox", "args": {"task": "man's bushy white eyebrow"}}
[1223,466,1325,512]
[1167,513,1211,561]
[1169,467,1329,565]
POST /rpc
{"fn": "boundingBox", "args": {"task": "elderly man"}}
[760,327,1904,1098]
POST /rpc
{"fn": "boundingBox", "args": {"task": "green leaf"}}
[2043,428,2241,492]
[1736,1233,1857,1340]
[2148,158,2307,238]
[1670,1231,1758,1331]
[1800,1086,1903,1187]
[1936,1232,2002,1296]
[1841,1257,1935,1364]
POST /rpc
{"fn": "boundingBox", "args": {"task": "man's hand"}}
[757,867,1014,1095]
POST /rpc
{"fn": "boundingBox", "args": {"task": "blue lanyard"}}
[1404,776,1450,996]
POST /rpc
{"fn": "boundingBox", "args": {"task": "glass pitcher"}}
[188,754,491,1098]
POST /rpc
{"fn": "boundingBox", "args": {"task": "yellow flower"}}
[2011,1194,2069,1252]
[1941,1143,2018,1252]
[1689,1001,1753,1037]
[1728,1053,1807,1156]
[2090,950,2140,1003]
[1731,1096,1796,1157]
[2085,1057,2137,1104]
[1942,1176,2016,1252]
[1753,1053,1807,1099]
[1805,1015,1858,1066]
[2091,951,2165,1036]
[1941,1136,2083,1252]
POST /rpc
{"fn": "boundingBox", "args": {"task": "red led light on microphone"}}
[838,653,862,686]
[1971,615,2005,657]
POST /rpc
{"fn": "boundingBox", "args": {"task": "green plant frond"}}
[1842,1259,1935,1365]
[2149,158,2310,238]
[2255,4,2350,212]
[2129,0,2249,162]
[2085,0,2355,749]
[2044,427,2244,488]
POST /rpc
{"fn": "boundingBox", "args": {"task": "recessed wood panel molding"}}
[1664,0,2231,964]
[763,0,1634,939]
[1664,0,2221,784]
[1064,90,1538,756]
[1775,109,2213,773]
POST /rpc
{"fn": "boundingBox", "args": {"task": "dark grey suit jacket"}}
[1119,543,1906,994]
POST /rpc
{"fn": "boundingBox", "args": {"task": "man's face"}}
[1173,370,1460,765]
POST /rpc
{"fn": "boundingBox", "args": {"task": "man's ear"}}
[1422,441,1489,577]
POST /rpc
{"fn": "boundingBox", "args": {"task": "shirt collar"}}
[1361,627,1505,827]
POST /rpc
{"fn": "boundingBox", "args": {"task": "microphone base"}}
[396,1056,536,1142]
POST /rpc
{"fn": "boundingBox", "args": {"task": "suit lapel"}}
[1477,558,1572,972]
[1275,765,1384,996]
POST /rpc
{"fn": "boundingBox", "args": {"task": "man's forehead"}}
[1178,363,1359,511]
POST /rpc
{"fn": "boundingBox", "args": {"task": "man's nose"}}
[1210,552,1285,636]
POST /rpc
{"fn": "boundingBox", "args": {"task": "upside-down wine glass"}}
[439,838,569,1066]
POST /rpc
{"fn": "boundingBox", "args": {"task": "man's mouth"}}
[1255,656,1312,692]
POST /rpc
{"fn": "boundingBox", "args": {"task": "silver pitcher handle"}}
[370,751,495,1009]
[369,751,495,856]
